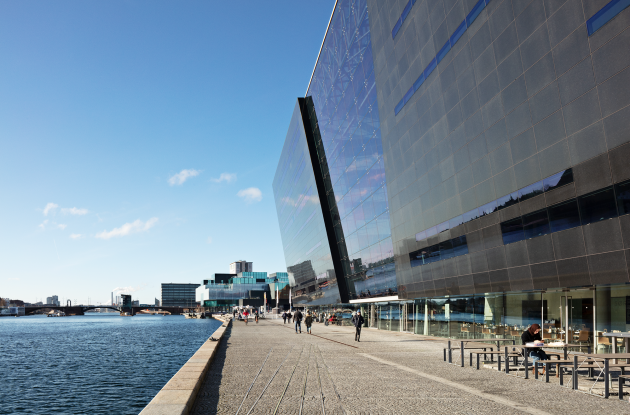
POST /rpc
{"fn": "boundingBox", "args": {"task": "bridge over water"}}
[24,304,191,316]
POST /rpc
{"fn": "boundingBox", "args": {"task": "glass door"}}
[389,304,400,332]
[399,302,414,332]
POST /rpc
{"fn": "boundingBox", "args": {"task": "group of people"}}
[233,308,259,325]
[240,307,553,363]
[282,309,314,334]
[281,309,365,341]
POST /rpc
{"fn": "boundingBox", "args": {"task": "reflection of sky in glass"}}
[272,103,340,305]
[415,169,574,242]
[305,0,395,299]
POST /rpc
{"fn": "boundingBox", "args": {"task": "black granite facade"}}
[366,0,630,299]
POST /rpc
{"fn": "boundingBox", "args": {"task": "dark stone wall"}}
[367,0,630,298]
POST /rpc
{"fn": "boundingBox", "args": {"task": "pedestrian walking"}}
[293,309,303,334]
[304,312,313,334]
[351,310,364,342]
[282,311,287,324]
[255,312,259,324]
[243,310,249,325]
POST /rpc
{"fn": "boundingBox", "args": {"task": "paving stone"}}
[189,318,630,414]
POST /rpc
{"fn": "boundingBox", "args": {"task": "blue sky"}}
[0,0,336,305]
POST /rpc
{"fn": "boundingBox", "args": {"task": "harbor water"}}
[1,314,221,414]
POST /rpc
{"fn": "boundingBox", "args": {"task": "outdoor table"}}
[576,353,630,398]
[602,332,630,361]
[520,343,591,379]
[449,338,516,367]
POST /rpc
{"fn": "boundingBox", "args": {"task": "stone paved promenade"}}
[190,318,628,414]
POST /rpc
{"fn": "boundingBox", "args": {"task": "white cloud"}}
[168,169,201,186]
[210,173,237,183]
[95,217,158,240]
[43,203,58,216]
[70,233,83,239]
[62,207,88,215]
[207,237,213,244]
[57,224,67,230]
[38,219,49,230]
[237,187,262,203]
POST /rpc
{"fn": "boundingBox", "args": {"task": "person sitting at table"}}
[521,324,549,375]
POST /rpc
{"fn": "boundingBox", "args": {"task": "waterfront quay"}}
[188,318,629,414]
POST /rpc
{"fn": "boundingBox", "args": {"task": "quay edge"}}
[139,315,231,415]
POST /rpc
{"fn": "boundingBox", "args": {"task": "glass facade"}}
[272,0,630,348]
[273,103,342,305]
[196,272,290,307]
[161,283,200,308]
[304,0,396,301]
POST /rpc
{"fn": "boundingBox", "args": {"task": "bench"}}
[443,345,494,363]
[534,359,576,385]
[469,351,508,370]
[618,375,630,400]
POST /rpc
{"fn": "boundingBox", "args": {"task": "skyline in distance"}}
[0,0,336,304]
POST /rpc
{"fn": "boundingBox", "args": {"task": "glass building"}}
[161,283,200,308]
[196,272,290,309]
[274,0,630,350]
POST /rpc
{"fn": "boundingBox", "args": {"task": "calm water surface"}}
[1,314,221,414]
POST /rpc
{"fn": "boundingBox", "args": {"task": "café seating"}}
[576,330,590,345]
[598,334,612,353]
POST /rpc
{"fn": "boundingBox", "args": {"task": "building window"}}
[501,217,525,244]
[522,209,550,239]
[578,187,617,225]
[548,200,581,233]
[615,180,630,216]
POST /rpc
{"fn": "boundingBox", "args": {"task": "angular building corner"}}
[274,0,630,343]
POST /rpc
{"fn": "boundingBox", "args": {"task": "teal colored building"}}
[196,272,290,309]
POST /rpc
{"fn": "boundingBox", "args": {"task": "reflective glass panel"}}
[497,191,519,210]
[587,0,630,36]
[425,244,440,264]
[413,73,425,92]
[543,169,573,192]
[450,21,467,45]
[522,209,550,239]
[548,199,581,233]
[426,226,438,238]
[463,208,479,223]
[401,0,412,20]
[437,221,449,233]
[439,239,454,260]
[449,215,464,229]
[452,235,468,256]
[466,0,486,26]
[479,200,498,216]
[518,180,544,202]
[436,41,451,64]
[615,180,630,216]
[415,230,427,242]
[578,187,617,225]
[501,217,525,244]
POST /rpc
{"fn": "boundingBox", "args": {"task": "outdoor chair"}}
[576,330,590,343]
[598,335,612,353]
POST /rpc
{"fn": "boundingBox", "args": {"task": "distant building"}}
[161,283,200,308]
[196,271,289,308]
[154,298,160,306]
[132,300,139,306]
[45,295,60,306]
[229,260,253,274]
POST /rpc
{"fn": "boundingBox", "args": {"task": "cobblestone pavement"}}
[190,318,629,414]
